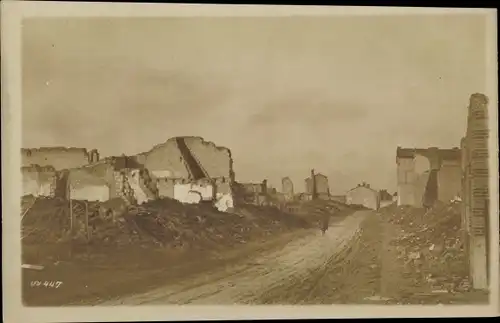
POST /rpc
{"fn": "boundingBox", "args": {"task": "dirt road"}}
[98,210,369,305]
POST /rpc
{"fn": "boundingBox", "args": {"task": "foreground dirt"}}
[24,203,487,306]
[261,208,488,305]
[23,227,315,306]
[96,210,368,305]
[22,196,357,306]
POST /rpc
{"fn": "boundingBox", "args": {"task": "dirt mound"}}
[21,196,314,252]
[21,196,73,244]
[379,201,468,293]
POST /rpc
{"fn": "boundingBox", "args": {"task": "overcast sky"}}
[22,15,488,194]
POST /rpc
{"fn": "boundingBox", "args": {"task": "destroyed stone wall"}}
[305,174,330,196]
[173,178,214,203]
[396,156,416,206]
[157,178,176,199]
[438,161,462,202]
[461,93,490,290]
[282,177,294,201]
[136,139,188,179]
[184,137,235,181]
[67,164,114,202]
[136,136,234,182]
[396,147,461,207]
[21,165,57,197]
[233,181,269,206]
[413,171,430,208]
[21,147,99,170]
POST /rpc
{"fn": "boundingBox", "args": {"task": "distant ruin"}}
[304,170,330,200]
[396,146,461,207]
[281,177,294,201]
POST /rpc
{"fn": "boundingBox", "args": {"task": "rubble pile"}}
[21,196,74,244]
[380,201,469,295]
[22,196,313,252]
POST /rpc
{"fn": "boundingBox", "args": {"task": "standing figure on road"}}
[320,213,330,235]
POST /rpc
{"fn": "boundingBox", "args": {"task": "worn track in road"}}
[98,210,369,305]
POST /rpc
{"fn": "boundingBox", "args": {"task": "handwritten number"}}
[30,280,63,288]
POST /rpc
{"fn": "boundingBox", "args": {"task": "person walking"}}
[320,212,330,235]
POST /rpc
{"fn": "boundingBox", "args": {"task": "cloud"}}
[21,15,488,193]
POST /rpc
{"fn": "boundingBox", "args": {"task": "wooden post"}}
[68,180,74,235]
[85,201,90,241]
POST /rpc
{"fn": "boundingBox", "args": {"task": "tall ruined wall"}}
[461,93,490,290]
[282,177,294,201]
[21,147,99,170]
[67,163,115,202]
[184,137,234,181]
[396,147,461,207]
[21,165,57,197]
[413,171,430,208]
[465,93,489,235]
[135,139,188,179]
[438,159,462,202]
[397,157,415,206]
[136,136,234,182]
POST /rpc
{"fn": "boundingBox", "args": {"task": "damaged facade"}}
[21,165,57,197]
[379,189,394,208]
[134,136,235,212]
[20,136,235,212]
[22,147,99,170]
[396,146,461,208]
[461,93,490,290]
[233,180,269,206]
[281,177,294,201]
[304,170,330,200]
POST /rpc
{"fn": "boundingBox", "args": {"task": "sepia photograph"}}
[2,2,499,322]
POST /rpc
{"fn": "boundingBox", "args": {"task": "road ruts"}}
[97,210,370,305]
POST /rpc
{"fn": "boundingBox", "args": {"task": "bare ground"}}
[23,206,487,306]
[95,210,368,305]
[22,228,313,306]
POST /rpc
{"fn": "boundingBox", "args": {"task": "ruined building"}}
[396,147,461,207]
[21,136,236,212]
[233,180,269,206]
[461,93,490,290]
[304,170,330,200]
[132,136,235,211]
[22,147,99,170]
[21,147,101,199]
[281,177,294,201]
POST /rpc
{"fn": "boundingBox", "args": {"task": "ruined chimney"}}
[311,169,318,200]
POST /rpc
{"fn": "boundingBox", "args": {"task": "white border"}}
[2,2,498,322]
